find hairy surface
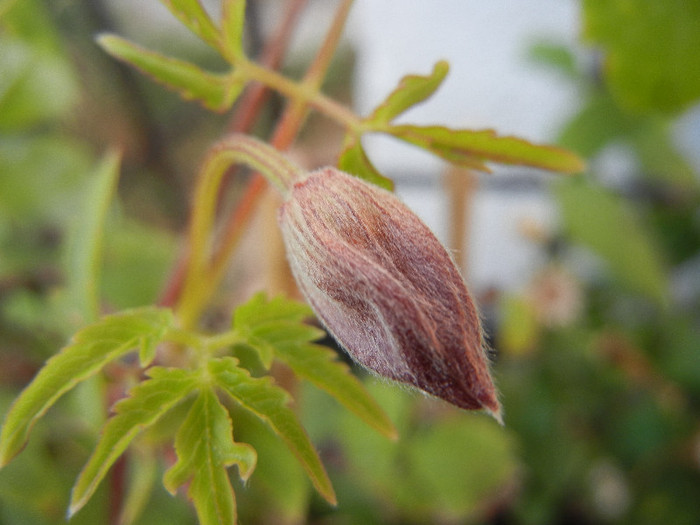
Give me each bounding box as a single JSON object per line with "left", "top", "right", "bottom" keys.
{"left": 279, "top": 167, "right": 501, "bottom": 419}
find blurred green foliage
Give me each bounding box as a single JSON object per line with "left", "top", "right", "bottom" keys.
{"left": 498, "top": 2, "right": 700, "bottom": 523}
{"left": 1, "top": 0, "right": 699, "bottom": 524}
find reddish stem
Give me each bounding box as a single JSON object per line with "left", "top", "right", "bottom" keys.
{"left": 158, "top": 0, "right": 308, "bottom": 308}
{"left": 208, "top": 0, "right": 355, "bottom": 285}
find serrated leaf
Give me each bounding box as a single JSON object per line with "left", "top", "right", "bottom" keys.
{"left": 276, "top": 342, "right": 397, "bottom": 439}
{"left": 232, "top": 293, "right": 317, "bottom": 368}
{"left": 220, "top": 0, "right": 247, "bottom": 62}
{"left": 65, "top": 150, "right": 121, "bottom": 324}
{"left": 232, "top": 294, "right": 396, "bottom": 438}
{"left": 163, "top": 388, "right": 257, "bottom": 525}
{"left": 96, "top": 34, "right": 244, "bottom": 112}
{"left": 69, "top": 367, "right": 199, "bottom": 517}
{"left": 554, "top": 179, "right": 667, "bottom": 302}
{"left": 0, "top": 307, "right": 174, "bottom": 467}
{"left": 337, "top": 137, "right": 394, "bottom": 190}
{"left": 208, "top": 357, "right": 336, "bottom": 505}
{"left": 389, "top": 124, "right": 586, "bottom": 174}
{"left": 233, "top": 292, "right": 313, "bottom": 329}
{"left": 159, "top": 0, "right": 220, "bottom": 51}
{"left": 367, "top": 60, "right": 449, "bottom": 125}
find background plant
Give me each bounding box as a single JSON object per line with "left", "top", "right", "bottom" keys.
{"left": 1, "top": 1, "right": 698, "bottom": 525}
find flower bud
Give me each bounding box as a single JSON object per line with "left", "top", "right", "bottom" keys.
{"left": 278, "top": 167, "right": 501, "bottom": 421}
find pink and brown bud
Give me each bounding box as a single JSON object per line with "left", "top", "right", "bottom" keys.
{"left": 278, "top": 167, "right": 501, "bottom": 421}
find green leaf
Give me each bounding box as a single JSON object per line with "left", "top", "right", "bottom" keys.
{"left": 582, "top": 0, "right": 700, "bottom": 114}
{"left": 367, "top": 60, "right": 449, "bottom": 125}
{"left": 159, "top": 0, "right": 220, "bottom": 51}
{"left": 220, "top": 0, "right": 247, "bottom": 62}
{"left": 233, "top": 292, "right": 313, "bottom": 328}
{"left": 527, "top": 41, "right": 579, "bottom": 80}
{"left": 276, "top": 342, "right": 397, "bottom": 439}
{"left": 389, "top": 124, "right": 586, "bottom": 174}
{"left": 163, "top": 388, "right": 257, "bottom": 525}
{"left": 232, "top": 293, "right": 314, "bottom": 368}
{"left": 0, "top": 307, "right": 174, "bottom": 467}
{"left": 554, "top": 179, "right": 667, "bottom": 302}
{"left": 557, "top": 94, "right": 636, "bottom": 158}
{"left": 208, "top": 357, "right": 336, "bottom": 505}
{"left": 65, "top": 150, "right": 121, "bottom": 324}
{"left": 337, "top": 136, "right": 394, "bottom": 190}
{"left": 69, "top": 367, "right": 199, "bottom": 517}
{"left": 233, "top": 294, "right": 396, "bottom": 438}
{"left": 96, "top": 34, "right": 244, "bottom": 112}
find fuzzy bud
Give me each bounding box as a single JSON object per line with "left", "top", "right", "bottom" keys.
{"left": 278, "top": 167, "right": 501, "bottom": 420}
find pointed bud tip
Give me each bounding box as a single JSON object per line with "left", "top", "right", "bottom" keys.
{"left": 487, "top": 405, "right": 504, "bottom": 426}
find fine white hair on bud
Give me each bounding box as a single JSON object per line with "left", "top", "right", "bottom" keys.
{"left": 278, "top": 167, "right": 501, "bottom": 421}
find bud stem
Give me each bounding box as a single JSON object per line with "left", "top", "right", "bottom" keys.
{"left": 175, "top": 134, "right": 304, "bottom": 328}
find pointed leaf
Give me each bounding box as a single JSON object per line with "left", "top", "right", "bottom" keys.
{"left": 96, "top": 34, "right": 244, "bottom": 112}
{"left": 242, "top": 324, "right": 324, "bottom": 370}
{"left": 276, "top": 342, "right": 397, "bottom": 439}
{"left": 337, "top": 136, "right": 394, "bottom": 190}
{"left": 220, "top": 0, "right": 247, "bottom": 62}
{"left": 367, "top": 60, "right": 449, "bottom": 125}
{"left": 233, "top": 292, "right": 313, "bottom": 329}
{"left": 65, "top": 150, "right": 121, "bottom": 324}
{"left": 163, "top": 388, "right": 257, "bottom": 525}
{"left": 555, "top": 179, "right": 667, "bottom": 302}
{"left": 159, "top": 0, "right": 220, "bottom": 51}
{"left": 389, "top": 124, "right": 586, "bottom": 174}
{"left": 209, "top": 357, "right": 336, "bottom": 505}
{"left": 232, "top": 293, "right": 317, "bottom": 368}
{"left": 232, "top": 294, "right": 395, "bottom": 438}
{"left": 0, "top": 307, "right": 174, "bottom": 467}
{"left": 69, "top": 367, "right": 199, "bottom": 516}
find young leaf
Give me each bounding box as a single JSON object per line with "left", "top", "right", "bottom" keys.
{"left": 367, "top": 60, "right": 450, "bottom": 126}
{"left": 389, "top": 124, "right": 586, "bottom": 174}
{"left": 233, "top": 292, "right": 314, "bottom": 327}
{"left": 233, "top": 293, "right": 396, "bottom": 438}
{"left": 275, "top": 342, "right": 397, "bottom": 439}
{"left": 220, "top": 0, "right": 247, "bottom": 62}
{"left": 163, "top": 388, "right": 257, "bottom": 525}
{"left": 337, "top": 136, "right": 394, "bottom": 190}
{"left": 69, "top": 367, "right": 199, "bottom": 517}
{"left": 232, "top": 292, "right": 319, "bottom": 368}
{"left": 208, "top": 357, "right": 336, "bottom": 505}
{"left": 0, "top": 307, "right": 174, "bottom": 467}
{"left": 96, "top": 34, "right": 244, "bottom": 112}
{"left": 159, "top": 0, "right": 221, "bottom": 51}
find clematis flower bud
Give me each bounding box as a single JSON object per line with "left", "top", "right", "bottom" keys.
{"left": 278, "top": 167, "right": 501, "bottom": 421}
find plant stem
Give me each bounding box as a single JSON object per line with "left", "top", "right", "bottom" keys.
{"left": 208, "top": 0, "right": 356, "bottom": 293}
{"left": 237, "top": 58, "right": 361, "bottom": 132}
{"left": 175, "top": 135, "right": 304, "bottom": 329}
{"left": 174, "top": 0, "right": 356, "bottom": 328}
{"left": 158, "top": 0, "right": 307, "bottom": 309}
{"left": 225, "top": 0, "right": 308, "bottom": 135}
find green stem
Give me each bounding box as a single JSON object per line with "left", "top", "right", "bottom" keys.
{"left": 175, "top": 135, "right": 304, "bottom": 329}
{"left": 205, "top": 331, "right": 244, "bottom": 351}
{"left": 237, "top": 58, "right": 362, "bottom": 132}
